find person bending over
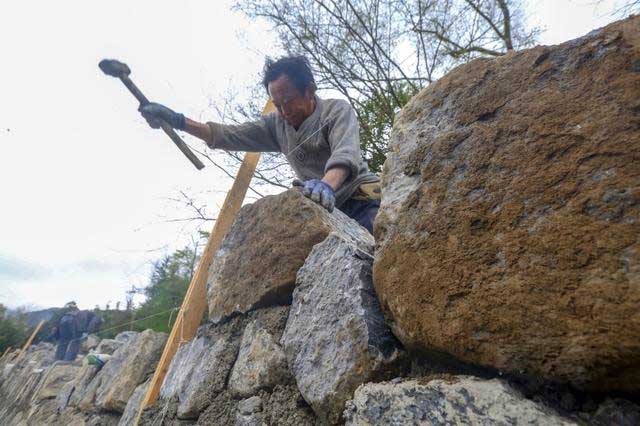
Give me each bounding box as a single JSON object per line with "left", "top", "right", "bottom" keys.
{"left": 140, "top": 56, "right": 380, "bottom": 233}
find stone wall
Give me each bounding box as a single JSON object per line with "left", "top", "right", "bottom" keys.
{"left": 2, "top": 16, "right": 640, "bottom": 426}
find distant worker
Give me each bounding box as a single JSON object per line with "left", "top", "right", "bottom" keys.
{"left": 53, "top": 309, "right": 103, "bottom": 361}
{"left": 139, "top": 56, "right": 381, "bottom": 233}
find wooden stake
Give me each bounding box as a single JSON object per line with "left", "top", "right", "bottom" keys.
{"left": 15, "top": 320, "right": 45, "bottom": 361}
{"left": 0, "top": 346, "right": 12, "bottom": 361}
{"left": 135, "top": 100, "right": 276, "bottom": 424}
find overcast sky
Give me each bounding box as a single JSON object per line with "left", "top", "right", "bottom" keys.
{"left": 0, "top": 0, "right": 626, "bottom": 310}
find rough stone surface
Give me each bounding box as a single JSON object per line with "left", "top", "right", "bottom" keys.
{"left": 591, "top": 398, "right": 640, "bottom": 426}
{"left": 159, "top": 321, "right": 240, "bottom": 419}
{"left": 81, "top": 334, "right": 101, "bottom": 353}
{"left": 282, "top": 233, "right": 401, "bottom": 424}
{"left": 114, "top": 331, "right": 139, "bottom": 344}
{"left": 0, "top": 343, "right": 54, "bottom": 423}
{"left": 235, "top": 396, "right": 263, "bottom": 426}
{"left": 69, "top": 364, "right": 100, "bottom": 409}
{"left": 207, "top": 189, "right": 372, "bottom": 323}
{"left": 344, "top": 377, "right": 576, "bottom": 425}
{"left": 118, "top": 379, "right": 150, "bottom": 426}
{"left": 229, "top": 320, "right": 290, "bottom": 397}
{"left": 90, "top": 329, "right": 166, "bottom": 413}
{"left": 95, "top": 338, "right": 123, "bottom": 355}
{"left": 33, "top": 362, "right": 80, "bottom": 401}
{"left": 373, "top": 16, "right": 640, "bottom": 391}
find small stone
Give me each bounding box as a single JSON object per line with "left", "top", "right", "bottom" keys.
{"left": 94, "top": 338, "right": 122, "bottom": 355}
{"left": 238, "top": 396, "right": 263, "bottom": 415}
{"left": 229, "top": 321, "right": 290, "bottom": 397}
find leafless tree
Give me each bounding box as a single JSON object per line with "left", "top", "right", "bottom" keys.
{"left": 609, "top": 0, "right": 640, "bottom": 16}
{"left": 235, "top": 0, "right": 539, "bottom": 172}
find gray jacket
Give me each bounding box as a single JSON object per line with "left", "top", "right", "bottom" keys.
{"left": 206, "top": 97, "right": 379, "bottom": 207}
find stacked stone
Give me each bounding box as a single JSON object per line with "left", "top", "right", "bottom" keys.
{"left": 0, "top": 329, "right": 167, "bottom": 425}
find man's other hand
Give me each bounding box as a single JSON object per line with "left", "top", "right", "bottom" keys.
{"left": 293, "top": 179, "right": 336, "bottom": 212}
{"left": 139, "top": 102, "right": 186, "bottom": 130}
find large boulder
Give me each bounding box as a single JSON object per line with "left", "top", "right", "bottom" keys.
{"left": 373, "top": 16, "right": 640, "bottom": 391}
{"left": 282, "top": 233, "right": 402, "bottom": 424}
{"left": 343, "top": 377, "right": 576, "bottom": 425}
{"left": 207, "top": 189, "right": 372, "bottom": 323}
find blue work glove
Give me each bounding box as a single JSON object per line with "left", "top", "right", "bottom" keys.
{"left": 293, "top": 179, "right": 336, "bottom": 212}
{"left": 139, "top": 102, "right": 186, "bottom": 130}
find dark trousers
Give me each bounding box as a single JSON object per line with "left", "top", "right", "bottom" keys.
{"left": 339, "top": 198, "right": 380, "bottom": 234}
{"left": 55, "top": 315, "right": 79, "bottom": 361}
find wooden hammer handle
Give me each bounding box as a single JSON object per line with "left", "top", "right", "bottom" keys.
{"left": 120, "top": 75, "right": 205, "bottom": 170}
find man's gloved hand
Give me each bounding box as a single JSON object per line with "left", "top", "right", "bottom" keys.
{"left": 138, "top": 102, "right": 186, "bottom": 131}
{"left": 293, "top": 178, "right": 336, "bottom": 212}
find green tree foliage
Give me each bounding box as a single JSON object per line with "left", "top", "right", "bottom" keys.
{"left": 0, "top": 304, "right": 28, "bottom": 353}
{"left": 356, "top": 83, "right": 418, "bottom": 173}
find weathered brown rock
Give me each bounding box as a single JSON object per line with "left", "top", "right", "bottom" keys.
{"left": 374, "top": 16, "right": 640, "bottom": 391}
{"left": 207, "top": 189, "right": 371, "bottom": 323}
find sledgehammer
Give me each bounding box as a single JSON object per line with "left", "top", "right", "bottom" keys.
{"left": 99, "top": 59, "right": 205, "bottom": 170}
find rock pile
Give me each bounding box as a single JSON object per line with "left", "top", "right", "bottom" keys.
{"left": 0, "top": 329, "right": 166, "bottom": 425}
{"left": 2, "top": 15, "right": 639, "bottom": 426}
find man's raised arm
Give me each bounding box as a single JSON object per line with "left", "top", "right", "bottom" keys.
{"left": 139, "top": 102, "right": 279, "bottom": 152}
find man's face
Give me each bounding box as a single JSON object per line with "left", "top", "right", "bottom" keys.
{"left": 268, "top": 74, "right": 315, "bottom": 128}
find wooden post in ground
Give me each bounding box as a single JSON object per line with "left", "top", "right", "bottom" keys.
{"left": 135, "top": 100, "right": 275, "bottom": 424}
{"left": 15, "top": 320, "right": 46, "bottom": 361}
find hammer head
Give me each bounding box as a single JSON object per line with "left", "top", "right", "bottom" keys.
{"left": 99, "top": 59, "right": 131, "bottom": 78}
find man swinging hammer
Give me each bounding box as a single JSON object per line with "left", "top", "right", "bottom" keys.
{"left": 140, "top": 56, "right": 381, "bottom": 233}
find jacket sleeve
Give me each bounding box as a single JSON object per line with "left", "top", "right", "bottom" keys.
{"left": 206, "top": 114, "right": 281, "bottom": 152}
{"left": 323, "top": 101, "right": 362, "bottom": 178}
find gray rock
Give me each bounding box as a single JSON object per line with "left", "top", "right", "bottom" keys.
{"left": 282, "top": 233, "right": 401, "bottom": 424}
{"left": 118, "top": 379, "right": 150, "bottom": 426}
{"left": 81, "top": 329, "right": 166, "bottom": 413}
{"left": 114, "top": 331, "right": 139, "bottom": 343}
{"left": 229, "top": 320, "right": 290, "bottom": 397}
{"left": 591, "top": 398, "right": 640, "bottom": 426}
{"left": 56, "top": 380, "right": 76, "bottom": 411}
{"left": 69, "top": 364, "right": 100, "bottom": 409}
{"left": 159, "top": 324, "right": 239, "bottom": 419}
{"left": 94, "top": 338, "right": 122, "bottom": 355}
{"left": 235, "top": 396, "right": 264, "bottom": 426}
{"left": 343, "top": 377, "right": 576, "bottom": 425}
{"left": 81, "top": 334, "right": 101, "bottom": 353}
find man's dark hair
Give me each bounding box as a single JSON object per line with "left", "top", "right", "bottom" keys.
{"left": 262, "top": 56, "right": 317, "bottom": 95}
